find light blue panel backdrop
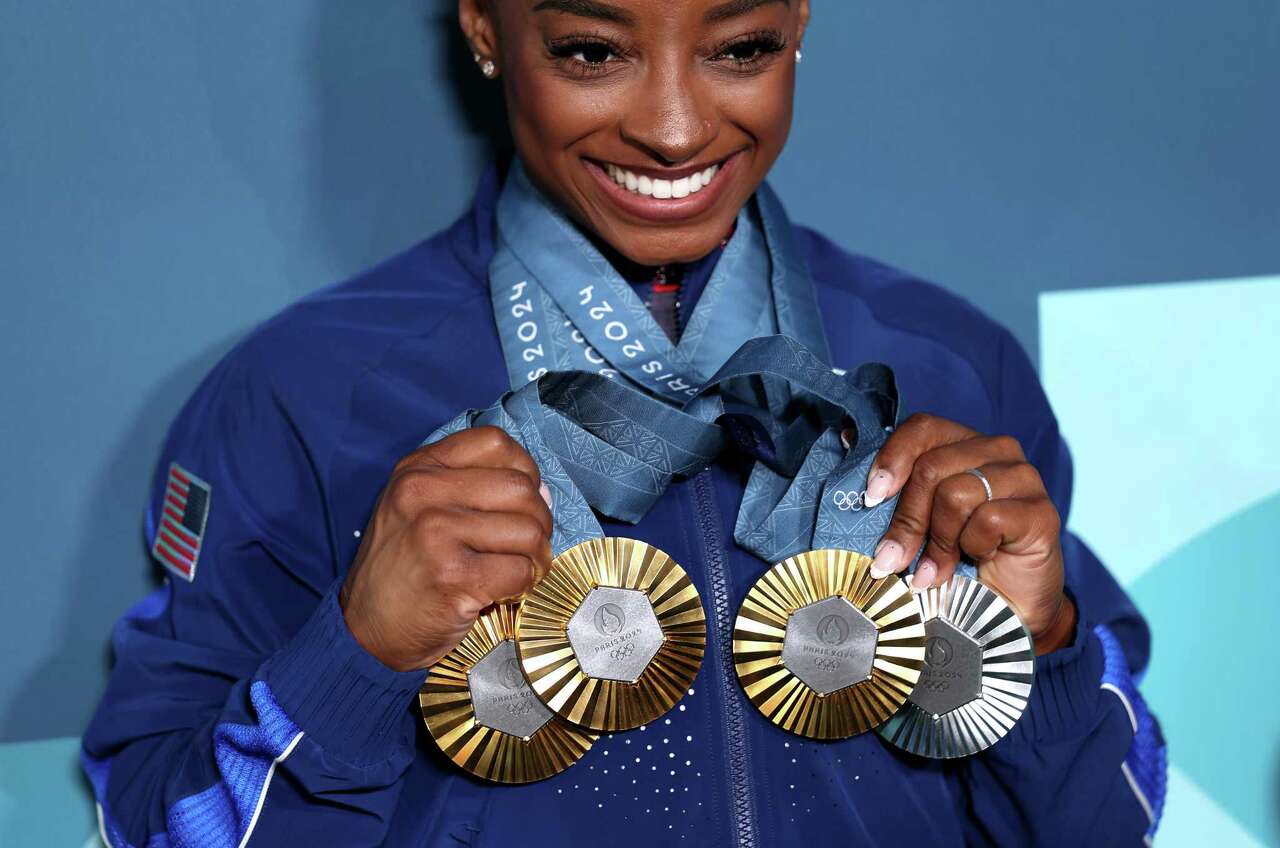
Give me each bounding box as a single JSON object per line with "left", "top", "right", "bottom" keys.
{"left": 1, "top": 2, "right": 1277, "bottom": 845}
{"left": 1042, "top": 277, "right": 1280, "bottom": 847}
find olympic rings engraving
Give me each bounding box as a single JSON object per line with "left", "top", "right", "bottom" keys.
{"left": 609, "top": 642, "right": 637, "bottom": 662}
{"left": 830, "top": 489, "right": 869, "bottom": 512}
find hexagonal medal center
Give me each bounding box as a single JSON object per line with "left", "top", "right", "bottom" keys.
{"left": 910, "top": 618, "right": 984, "bottom": 717}
{"left": 781, "top": 596, "right": 878, "bottom": 695}
{"left": 467, "top": 640, "right": 554, "bottom": 739}
{"left": 566, "top": 587, "right": 664, "bottom": 683}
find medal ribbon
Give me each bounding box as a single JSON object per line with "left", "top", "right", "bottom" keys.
{"left": 489, "top": 160, "right": 827, "bottom": 408}
{"left": 428, "top": 334, "right": 907, "bottom": 563}
{"left": 429, "top": 164, "right": 970, "bottom": 573}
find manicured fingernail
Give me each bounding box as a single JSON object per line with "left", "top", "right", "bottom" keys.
{"left": 539, "top": 483, "right": 553, "bottom": 509}
{"left": 864, "top": 470, "right": 892, "bottom": 508}
{"left": 910, "top": 559, "right": 937, "bottom": 593}
{"left": 840, "top": 428, "right": 853, "bottom": 450}
{"left": 869, "top": 540, "right": 902, "bottom": 578}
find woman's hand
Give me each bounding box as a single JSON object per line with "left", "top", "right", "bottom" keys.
{"left": 858, "top": 413, "right": 1076, "bottom": 655}
{"left": 339, "top": 427, "right": 554, "bottom": 672}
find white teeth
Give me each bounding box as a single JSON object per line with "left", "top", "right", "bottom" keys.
{"left": 601, "top": 162, "right": 722, "bottom": 199}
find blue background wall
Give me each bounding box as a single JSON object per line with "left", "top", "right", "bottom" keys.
{"left": 1, "top": 2, "right": 1276, "bottom": 845}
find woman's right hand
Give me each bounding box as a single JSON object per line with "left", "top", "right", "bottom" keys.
{"left": 339, "top": 427, "right": 554, "bottom": 672}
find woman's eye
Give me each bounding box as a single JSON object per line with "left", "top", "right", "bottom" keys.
{"left": 725, "top": 41, "right": 767, "bottom": 62}
{"left": 572, "top": 43, "right": 615, "bottom": 65}
{"left": 713, "top": 33, "right": 786, "bottom": 68}
{"left": 548, "top": 38, "right": 621, "bottom": 73}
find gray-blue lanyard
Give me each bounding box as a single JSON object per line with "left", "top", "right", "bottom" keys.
{"left": 427, "top": 163, "right": 940, "bottom": 567}
{"left": 488, "top": 160, "right": 827, "bottom": 406}
{"left": 426, "top": 335, "right": 902, "bottom": 564}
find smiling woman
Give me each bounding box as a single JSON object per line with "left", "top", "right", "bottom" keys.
{"left": 462, "top": 0, "right": 805, "bottom": 262}
{"left": 78, "top": 1, "right": 1165, "bottom": 846}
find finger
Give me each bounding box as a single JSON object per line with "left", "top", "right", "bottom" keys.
{"left": 870, "top": 435, "right": 1024, "bottom": 578}
{"left": 420, "top": 467, "right": 555, "bottom": 538}
{"left": 382, "top": 466, "right": 554, "bottom": 540}
{"left": 919, "top": 461, "right": 1047, "bottom": 585}
{"left": 438, "top": 507, "right": 553, "bottom": 580}
{"left": 862, "top": 413, "right": 978, "bottom": 509}
{"left": 958, "top": 498, "right": 1065, "bottom": 640}
{"left": 466, "top": 553, "right": 541, "bottom": 605}
{"left": 412, "top": 426, "right": 543, "bottom": 486}
{"left": 957, "top": 498, "right": 1061, "bottom": 565}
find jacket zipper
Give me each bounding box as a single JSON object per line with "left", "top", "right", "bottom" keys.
{"left": 693, "top": 469, "right": 758, "bottom": 848}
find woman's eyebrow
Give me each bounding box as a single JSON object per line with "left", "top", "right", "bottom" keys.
{"left": 704, "top": 0, "right": 789, "bottom": 24}
{"left": 531, "top": 0, "right": 636, "bottom": 26}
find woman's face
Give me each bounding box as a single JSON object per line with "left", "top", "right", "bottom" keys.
{"left": 460, "top": 0, "right": 810, "bottom": 266}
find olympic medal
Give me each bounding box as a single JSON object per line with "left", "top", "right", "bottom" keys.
{"left": 419, "top": 604, "right": 596, "bottom": 783}
{"left": 878, "top": 574, "right": 1035, "bottom": 758}
{"left": 515, "top": 537, "right": 706, "bottom": 732}
{"left": 733, "top": 548, "right": 927, "bottom": 740}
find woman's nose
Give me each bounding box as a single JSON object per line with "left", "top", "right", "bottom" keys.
{"left": 619, "top": 64, "right": 719, "bottom": 165}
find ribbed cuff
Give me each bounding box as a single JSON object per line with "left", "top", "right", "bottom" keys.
{"left": 1002, "top": 597, "right": 1105, "bottom": 748}
{"left": 260, "top": 581, "right": 427, "bottom": 766}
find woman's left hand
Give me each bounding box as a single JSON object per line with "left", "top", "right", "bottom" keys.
{"left": 856, "top": 413, "right": 1077, "bottom": 655}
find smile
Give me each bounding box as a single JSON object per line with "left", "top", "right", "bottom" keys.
{"left": 583, "top": 152, "right": 741, "bottom": 224}
{"left": 602, "top": 162, "right": 723, "bottom": 199}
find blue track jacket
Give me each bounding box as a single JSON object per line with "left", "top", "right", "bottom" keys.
{"left": 82, "top": 164, "right": 1166, "bottom": 847}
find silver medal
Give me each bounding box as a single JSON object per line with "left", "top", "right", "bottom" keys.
{"left": 878, "top": 574, "right": 1035, "bottom": 758}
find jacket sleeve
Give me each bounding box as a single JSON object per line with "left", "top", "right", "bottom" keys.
{"left": 959, "top": 332, "right": 1168, "bottom": 847}
{"left": 81, "top": 340, "right": 427, "bottom": 848}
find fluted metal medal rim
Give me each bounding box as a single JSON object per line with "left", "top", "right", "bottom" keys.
{"left": 733, "top": 548, "right": 927, "bottom": 740}
{"left": 514, "top": 537, "right": 707, "bottom": 732}
{"left": 877, "top": 573, "right": 1036, "bottom": 759}
{"left": 419, "top": 603, "right": 597, "bottom": 783}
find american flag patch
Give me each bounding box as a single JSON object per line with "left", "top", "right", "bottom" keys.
{"left": 151, "top": 462, "right": 211, "bottom": 581}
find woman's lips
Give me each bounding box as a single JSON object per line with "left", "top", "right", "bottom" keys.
{"left": 583, "top": 152, "right": 741, "bottom": 224}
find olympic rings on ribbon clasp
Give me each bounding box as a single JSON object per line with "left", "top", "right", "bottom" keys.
{"left": 830, "top": 489, "right": 869, "bottom": 512}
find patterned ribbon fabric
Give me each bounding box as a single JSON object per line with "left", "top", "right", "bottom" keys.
{"left": 428, "top": 335, "right": 907, "bottom": 563}
{"left": 488, "top": 160, "right": 826, "bottom": 410}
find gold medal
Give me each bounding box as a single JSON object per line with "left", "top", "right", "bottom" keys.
{"left": 419, "top": 604, "right": 596, "bottom": 783}
{"left": 515, "top": 537, "right": 706, "bottom": 732}
{"left": 733, "top": 548, "right": 926, "bottom": 740}
{"left": 878, "top": 573, "right": 1035, "bottom": 758}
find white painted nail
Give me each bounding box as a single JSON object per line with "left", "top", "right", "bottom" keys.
{"left": 864, "top": 471, "right": 892, "bottom": 508}
{"left": 869, "top": 540, "right": 902, "bottom": 578}
{"left": 910, "top": 559, "right": 937, "bottom": 593}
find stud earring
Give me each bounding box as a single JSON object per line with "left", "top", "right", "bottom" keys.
{"left": 473, "top": 53, "right": 498, "bottom": 79}
{"left": 795, "top": 48, "right": 803, "bottom": 64}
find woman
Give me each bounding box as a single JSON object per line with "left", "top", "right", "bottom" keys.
{"left": 82, "top": 1, "right": 1164, "bottom": 845}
